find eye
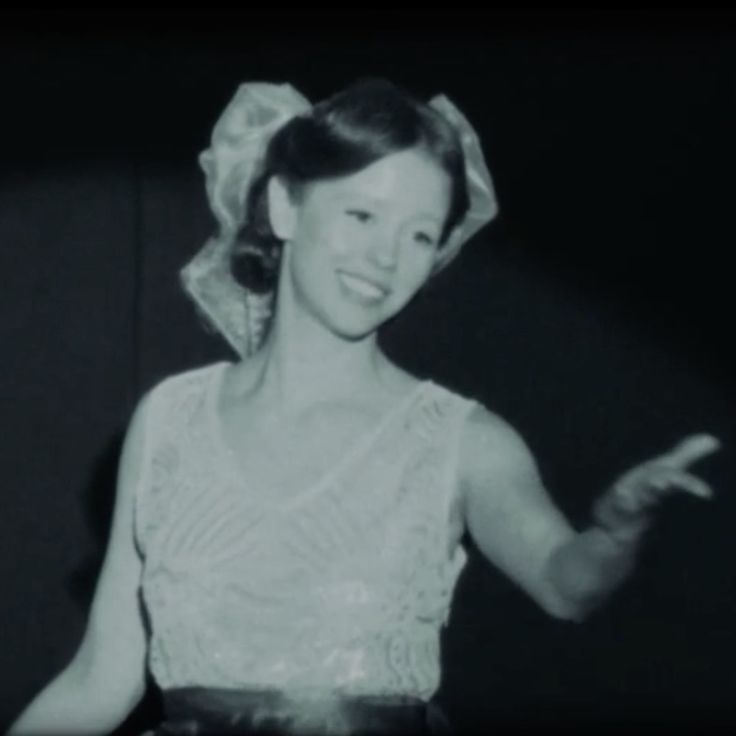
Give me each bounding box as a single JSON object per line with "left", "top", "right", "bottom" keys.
{"left": 346, "top": 209, "right": 374, "bottom": 224}
{"left": 413, "top": 231, "right": 437, "bottom": 247}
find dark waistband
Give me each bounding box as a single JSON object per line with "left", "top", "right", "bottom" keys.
{"left": 156, "top": 686, "right": 449, "bottom": 736}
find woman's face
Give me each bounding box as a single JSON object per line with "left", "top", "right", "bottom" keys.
{"left": 275, "top": 147, "right": 452, "bottom": 340}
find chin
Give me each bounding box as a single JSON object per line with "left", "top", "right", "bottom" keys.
{"left": 322, "top": 301, "right": 398, "bottom": 342}
{"left": 309, "top": 287, "right": 412, "bottom": 341}
{"left": 329, "top": 316, "right": 384, "bottom": 342}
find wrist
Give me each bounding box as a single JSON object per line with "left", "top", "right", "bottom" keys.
{"left": 590, "top": 521, "right": 646, "bottom": 556}
{"left": 591, "top": 490, "right": 651, "bottom": 549}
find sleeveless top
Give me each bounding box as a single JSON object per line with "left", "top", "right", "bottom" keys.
{"left": 134, "top": 361, "right": 476, "bottom": 702}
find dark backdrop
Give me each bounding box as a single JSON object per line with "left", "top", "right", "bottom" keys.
{"left": 1, "top": 11, "right": 734, "bottom": 735}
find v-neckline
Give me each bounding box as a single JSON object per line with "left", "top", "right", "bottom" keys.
{"left": 207, "top": 361, "right": 432, "bottom": 510}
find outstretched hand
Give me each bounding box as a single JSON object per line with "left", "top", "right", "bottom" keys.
{"left": 592, "top": 434, "right": 721, "bottom": 545}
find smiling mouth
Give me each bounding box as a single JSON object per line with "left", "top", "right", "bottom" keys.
{"left": 337, "top": 271, "right": 391, "bottom": 300}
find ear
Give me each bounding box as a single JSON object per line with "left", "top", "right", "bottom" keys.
{"left": 267, "top": 175, "right": 298, "bottom": 241}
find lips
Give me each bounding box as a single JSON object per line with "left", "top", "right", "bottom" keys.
{"left": 336, "top": 270, "right": 391, "bottom": 301}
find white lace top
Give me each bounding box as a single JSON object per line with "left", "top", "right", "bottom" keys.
{"left": 134, "top": 362, "right": 475, "bottom": 701}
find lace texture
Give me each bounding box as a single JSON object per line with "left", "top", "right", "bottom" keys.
{"left": 135, "top": 363, "right": 474, "bottom": 701}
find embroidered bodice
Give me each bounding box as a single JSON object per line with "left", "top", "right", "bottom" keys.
{"left": 134, "top": 362, "right": 474, "bottom": 701}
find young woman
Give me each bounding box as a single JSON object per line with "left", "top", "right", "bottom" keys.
{"left": 8, "top": 79, "right": 719, "bottom": 736}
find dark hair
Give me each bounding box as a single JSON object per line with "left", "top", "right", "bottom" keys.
{"left": 231, "top": 78, "right": 470, "bottom": 292}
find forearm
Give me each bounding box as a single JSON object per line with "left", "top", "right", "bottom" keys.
{"left": 543, "top": 524, "right": 643, "bottom": 622}
{"left": 7, "top": 664, "right": 140, "bottom": 736}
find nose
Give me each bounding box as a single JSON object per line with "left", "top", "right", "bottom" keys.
{"left": 368, "top": 227, "right": 400, "bottom": 271}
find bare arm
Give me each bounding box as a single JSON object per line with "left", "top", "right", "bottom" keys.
{"left": 8, "top": 392, "right": 154, "bottom": 735}
{"left": 459, "top": 405, "right": 582, "bottom": 619}
{"left": 459, "top": 406, "right": 719, "bottom": 622}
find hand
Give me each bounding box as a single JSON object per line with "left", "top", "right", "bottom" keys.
{"left": 592, "top": 433, "right": 720, "bottom": 545}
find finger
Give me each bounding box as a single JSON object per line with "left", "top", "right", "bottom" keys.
{"left": 612, "top": 467, "right": 713, "bottom": 516}
{"left": 659, "top": 470, "right": 713, "bottom": 499}
{"left": 634, "top": 469, "right": 714, "bottom": 507}
{"left": 603, "top": 517, "right": 651, "bottom": 547}
{"left": 659, "top": 434, "right": 721, "bottom": 471}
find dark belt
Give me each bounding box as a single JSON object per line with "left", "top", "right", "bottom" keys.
{"left": 154, "top": 686, "right": 453, "bottom": 736}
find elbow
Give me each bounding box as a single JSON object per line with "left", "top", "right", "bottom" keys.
{"left": 71, "top": 629, "right": 148, "bottom": 710}
{"left": 546, "top": 596, "right": 596, "bottom": 623}
{"left": 72, "top": 658, "right": 147, "bottom": 724}
{"left": 69, "top": 652, "right": 147, "bottom": 727}
{"left": 7, "top": 663, "right": 145, "bottom": 736}
{"left": 539, "top": 569, "right": 606, "bottom": 623}
{"left": 87, "top": 665, "right": 146, "bottom": 721}
{"left": 539, "top": 589, "right": 592, "bottom": 623}
{"left": 540, "top": 533, "right": 630, "bottom": 623}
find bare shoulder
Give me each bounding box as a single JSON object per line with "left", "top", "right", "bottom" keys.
{"left": 459, "top": 403, "right": 542, "bottom": 493}
{"left": 117, "top": 363, "right": 205, "bottom": 487}
{"left": 115, "top": 388, "right": 159, "bottom": 504}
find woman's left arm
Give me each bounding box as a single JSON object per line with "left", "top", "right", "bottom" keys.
{"left": 459, "top": 405, "right": 720, "bottom": 622}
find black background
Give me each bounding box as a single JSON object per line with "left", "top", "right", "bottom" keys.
{"left": 1, "top": 10, "right": 734, "bottom": 735}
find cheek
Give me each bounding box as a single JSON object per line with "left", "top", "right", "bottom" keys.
{"left": 400, "top": 247, "right": 437, "bottom": 283}
{"left": 297, "top": 211, "right": 351, "bottom": 261}
{"left": 290, "top": 221, "right": 331, "bottom": 269}
{"left": 389, "top": 259, "right": 433, "bottom": 308}
{"left": 326, "top": 219, "right": 357, "bottom": 259}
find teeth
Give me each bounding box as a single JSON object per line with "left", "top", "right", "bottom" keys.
{"left": 339, "top": 273, "right": 386, "bottom": 299}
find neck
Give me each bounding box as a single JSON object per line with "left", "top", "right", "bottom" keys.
{"left": 245, "top": 277, "right": 386, "bottom": 413}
